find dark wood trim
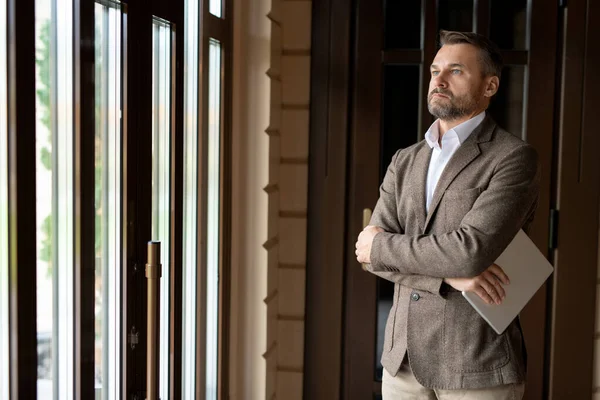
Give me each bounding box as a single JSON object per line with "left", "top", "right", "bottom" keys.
{"left": 343, "top": 0, "right": 382, "bottom": 397}
{"left": 218, "top": 0, "right": 233, "bottom": 397}
{"left": 151, "top": 0, "right": 178, "bottom": 24}
{"left": 518, "top": 1, "right": 558, "bottom": 399}
{"left": 120, "top": 4, "right": 129, "bottom": 397}
{"left": 473, "top": 0, "right": 490, "bottom": 37}
{"left": 549, "top": 0, "right": 600, "bottom": 397}
{"left": 206, "top": 13, "right": 228, "bottom": 42}
{"left": 304, "top": 0, "right": 351, "bottom": 398}
{"left": 6, "top": 0, "right": 37, "bottom": 398}
{"left": 73, "top": 0, "right": 96, "bottom": 397}
{"left": 372, "top": 381, "right": 381, "bottom": 395}
{"left": 196, "top": 0, "right": 210, "bottom": 395}
{"left": 419, "top": 0, "right": 436, "bottom": 139}
{"left": 125, "top": 1, "right": 152, "bottom": 395}
{"left": 383, "top": 49, "right": 422, "bottom": 65}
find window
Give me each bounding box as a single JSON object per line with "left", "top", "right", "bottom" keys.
{"left": 151, "top": 17, "right": 172, "bottom": 400}
{"left": 210, "top": 0, "right": 222, "bottom": 18}
{"left": 206, "top": 38, "right": 222, "bottom": 399}
{"left": 6, "top": 0, "right": 232, "bottom": 397}
{"left": 94, "top": 1, "right": 123, "bottom": 398}
{"left": 35, "top": 0, "right": 75, "bottom": 398}
{"left": 182, "top": 0, "right": 199, "bottom": 396}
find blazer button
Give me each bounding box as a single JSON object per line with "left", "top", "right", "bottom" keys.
{"left": 411, "top": 293, "right": 420, "bottom": 301}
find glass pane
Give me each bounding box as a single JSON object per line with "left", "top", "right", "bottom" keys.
{"left": 487, "top": 66, "right": 525, "bottom": 140}
{"left": 438, "top": 0, "right": 473, "bottom": 32}
{"left": 376, "top": 65, "right": 421, "bottom": 381}
{"left": 206, "top": 38, "right": 222, "bottom": 400}
{"left": 0, "top": 0, "right": 9, "bottom": 397}
{"left": 384, "top": 0, "right": 421, "bottom": 49}
{"left": 210, "top": 0, "right": 222, "bottom": 18}
{"left": 95, "top": 2, "right": 123, "bottom": 399}
{"left": 36, "top": 0, "right": 75, "bottom": 398}
{"left": 151, "top": 17, "right": 172, "bottom": 400}
{"left": 381, "top": 65, "right": 420, "bottom": 173}
{"left": 490, "top": 0, "right": 528, "bottom": 49}
{"left": 182, "top": 0, "right": 199, "bottom": 396}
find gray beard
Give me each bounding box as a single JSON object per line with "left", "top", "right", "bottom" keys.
{"left": 428, "top": 101, "right": 476, "bottom": 121}
{"left": 427, "top": 93, "right": 480, "bottom": 121}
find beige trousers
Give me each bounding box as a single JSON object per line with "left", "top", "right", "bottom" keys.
{"left": 382, "top": 365, "right": 525, "bottom": 400}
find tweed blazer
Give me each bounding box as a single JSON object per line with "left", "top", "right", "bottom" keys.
{"left": 367, "top": 114, "right": 540, "bottom": 390}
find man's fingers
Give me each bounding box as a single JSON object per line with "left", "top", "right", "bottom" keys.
{"left": 478, "top": 278, "right": 502, "bottom": 305}
{"left": 483, "top": 272, "right": 505, "bottom": 300}
{"left": 489, "top": 264, "right": 510, "bottom": 285}
{"left": 474, "top": 286, "right": 494, "bottom": 305}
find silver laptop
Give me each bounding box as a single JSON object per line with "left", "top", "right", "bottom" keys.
{"left": 462, "top": 229, "right": 554, "bottom": 334}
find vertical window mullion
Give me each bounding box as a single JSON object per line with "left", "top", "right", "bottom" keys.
{"left": 7, "top": 0, "right": 38, "bottom": 397}
{"left": 206, "top": 37, "right": 221, "bottom": 400}
{"left": 74, "top": 0, "right": 97, "bottom": 396}
{"left": 95, "top": 2, "right": 123, "bottom": 399}
{"left": 198, "top": 8, "right": 232, "bottom": 398}
{"left": 35, "top": 0, "right": 76, "bottom": 396}
{"left": 0, "top": 0, "right": 10, "bottom": 396}
{"left": 55, "top": 0, "right": 75, "bottom": 395}
{"left": 151, "top": 17, "right": 172, "bottom": 400}
{"left": 182, "top": 0, "right": 199, "bottom": 396}
{"left": 108, "top": 6, "right": 123, "bottom": 398}
{"left": 101, "top": 6, "right": 110, "bottom": 399}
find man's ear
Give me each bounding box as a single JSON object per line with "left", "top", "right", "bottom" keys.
{"left": 483, "top": 76, "right": 499, "bottom": 98}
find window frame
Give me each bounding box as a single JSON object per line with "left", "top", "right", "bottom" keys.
{"left": 196, "top": 1, "right": 233, "bottom": 398}
{"left": 3, "top": 0, "right": 233, "bottom": 397}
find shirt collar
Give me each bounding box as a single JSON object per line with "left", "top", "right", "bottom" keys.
{"left": 425, "top": 111, "right": 486, "bottom": 149}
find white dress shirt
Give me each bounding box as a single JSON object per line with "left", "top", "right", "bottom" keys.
{"left": 424, "top": 112, "right": 486, "bottom": 212}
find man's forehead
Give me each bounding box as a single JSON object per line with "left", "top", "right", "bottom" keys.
{"left": 431, "top": 62, "right": 466, "bottom": 69}
{"left": 432, "top": 43, "right": 479, "bottom": 67}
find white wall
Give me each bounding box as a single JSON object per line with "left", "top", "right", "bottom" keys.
{"left": 230, "top": 0, "right": 271, "bottom": 398}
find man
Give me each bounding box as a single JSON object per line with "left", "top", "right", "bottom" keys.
{"left": 355, "top": 30, "right": 539, "bottom": 399}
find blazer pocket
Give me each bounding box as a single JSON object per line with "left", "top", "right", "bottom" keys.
{"left": 443, "top": 294, "right": 510, "bottom": 373}
{"left": 444, "top": 187, "right": 483, "bottom": 231}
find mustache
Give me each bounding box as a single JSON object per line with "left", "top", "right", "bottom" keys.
{"left": 429, "top": 88, "right": 453, "bottom": 98}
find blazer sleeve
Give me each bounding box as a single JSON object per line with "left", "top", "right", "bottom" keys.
{"left": 368, "top": 149, "right": 444, "bottom": 294}
{"left": 369, "top": 144, "right": 540, "bottom": 278}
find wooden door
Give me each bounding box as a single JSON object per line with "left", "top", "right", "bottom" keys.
{"left": 343, "top": 1, "right": 558, "bottom": 399}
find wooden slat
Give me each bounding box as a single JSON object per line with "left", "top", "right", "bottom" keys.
{"left": 73, "top": 0, "right": 96, "bottom": 397}
{"left": 548, "top": 0, "right": 600, "bottom": 398}
{"left": 304, "top": 0, "right": 351, "bottom": 397}
{"left": 7, "top": 0, "right": 37, "bottom": 398}
{"left": 518, "top": 2, "right": 558, "bottom": 400}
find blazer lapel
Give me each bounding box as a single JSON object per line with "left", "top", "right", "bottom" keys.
{"left": 410, "top": 144, "right": 431, "bottom": 233}
{"left": 422, "top": 116, "right": 496, "bottom": 232}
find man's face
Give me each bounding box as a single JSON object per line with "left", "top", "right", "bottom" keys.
{"left": 427, "top": 43, "right": 489, "bottom": 121}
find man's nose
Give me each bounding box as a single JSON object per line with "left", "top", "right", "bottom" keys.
{"left": 432, "top": 74, "right": 448, "bottom": 88}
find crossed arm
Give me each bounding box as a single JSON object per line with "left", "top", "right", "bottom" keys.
{"left": 355, "top": 144, "right": 540, "bottom": 303}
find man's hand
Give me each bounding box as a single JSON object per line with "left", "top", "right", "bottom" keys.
{"left": 355, "top": 226, "right": 384, "bottom": 264}
{"left": 444, "top": 264, "right": 510, "bottom": 305}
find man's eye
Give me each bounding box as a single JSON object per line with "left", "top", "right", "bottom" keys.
{"left": 451, "top": 69, "right": 461, "bottom": 74}
{"left": 431, "top": 71, "right": 439, "bottom": 76}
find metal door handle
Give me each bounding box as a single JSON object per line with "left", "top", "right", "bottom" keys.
{"left": 361, "top": 208, "right": 372, "bottom": 271}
